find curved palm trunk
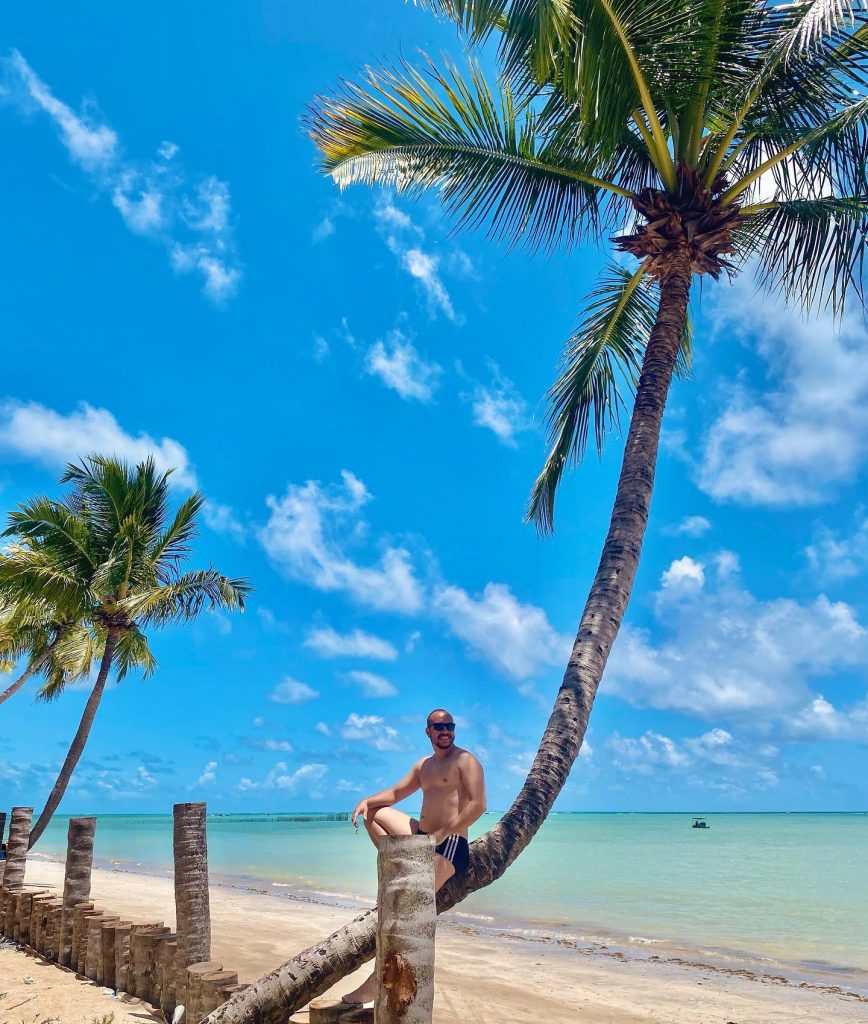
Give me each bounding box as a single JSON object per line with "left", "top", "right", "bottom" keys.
{"left": 204, "top": 255, "right": 693, "bottom": 1024}
{"left": 28, "top": 629, "right": 120, "bottom": 848}
{"left": 0, "top": 643, "right": 56, "bottom": 706}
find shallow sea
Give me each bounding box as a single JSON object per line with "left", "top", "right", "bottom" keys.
{"left": 32, "top": 811, "right": 867, "bottom": 985}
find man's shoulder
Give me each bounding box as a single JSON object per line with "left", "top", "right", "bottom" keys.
{"left": 455, "top": 747, "right": 482, "bottom": 766}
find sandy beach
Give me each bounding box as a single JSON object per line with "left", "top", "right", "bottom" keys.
{"left": 0, "top": 858, "right": 864, "bottom": 1024}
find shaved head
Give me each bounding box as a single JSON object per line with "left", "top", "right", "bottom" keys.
{"left": 426, "top": 708, "right": 452, "bottom": 724}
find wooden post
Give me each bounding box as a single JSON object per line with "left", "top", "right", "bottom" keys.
{"left": 70, "top": 901, "right": 95, "bottom": 970}
{"left": 115, "top": 922, "right": 134, "bottom": 993}
{"left": 47, "top": 902, "right": 65, "bottom": 960}
{"left": 87, "top": 914, "right": 119, "bottom": 979}
{"left": 150, "top": 933, "right": 177, "bottom": 1009}
{"left": 308, "top": 999, "right": 374, "bottom": 1024}
{"left": 131, "top": 925, "right": 170, "bottom": 1002}
{"left": 15, "top": 889, "right": 45, "bottom": 946}
{"left": 374, "top": 834, "right": 437, "bottom": 1024}
{"left": 185, "top": 960, "right": 223, "bottom": 1024}
{"left": 77, "top": 910, "right": 105, "bottom": 974}
{"left": 198, "top": 970, "right": 238, "bottom": 1019}
{"left": 101, "top": 919, "right": 127, "bottom": 989}
{"left": 157, "top": 938, "right": 180, "bottom": 1017}
{"left": 60, "top": 816, "right": 96, "bottom": 966}
{"left": 174, "top": 802, "right": 211, "bottom": 992}
{"left": 128, "top": 920, "right": 164, "bottom": 993}
{"left": 2, "top": 807, "right": 33, "bottom": 894}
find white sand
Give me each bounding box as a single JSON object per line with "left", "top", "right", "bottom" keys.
{"left": 0, "top": 858, "right": 864, "bottom": 1024}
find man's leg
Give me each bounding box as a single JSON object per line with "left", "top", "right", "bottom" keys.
{"left": 361, "top": 807, "right": 415, "bottom": 849}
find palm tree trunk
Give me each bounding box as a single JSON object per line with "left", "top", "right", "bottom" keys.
{"left": 2, "top": 806, "right": 34, "bottom": 892}
{"left": 28, "top": 628, "right": 120, "bottom": 848}
{"left": 375, "top": 836, "right": 437, "bottom": 1024}
{"left": 204, "top": 256, "right": 693, "bottom": 1024}
{"left": 0, "top": 644, "right": 56, "bottom": 706}
{"left": 59, "top": 816, "right": 96, "bottom": 966}
{"left": 173, "top": 800, "right": 212, "bottom": 995}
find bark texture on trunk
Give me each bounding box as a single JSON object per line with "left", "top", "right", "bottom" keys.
{"left": 375, "top": 836, "right": 436, "bottom": 1024}
{"left": 3, "top": 806, "right": 34, "bottom": 891}
{"left": 60, "top": 816, "right": 96, "bottom": 966}
{"left": 204, "top": 257, "right": 693, "bottom": 1024}
{"left": 29, "top": 629, "right": 120, "bottom": 848}
{"left": 174, "top": 801, "right": 212, "bottom": 972}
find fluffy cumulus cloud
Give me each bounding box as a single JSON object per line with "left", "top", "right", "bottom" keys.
{"left": 269, "top": 677, "right": 319, "bottom": 704}
{"left": 1, "top": 51, "right": 241, "bottom": 303}
{"left": 365, "top": 328, "right": 442, "bottom": 402}
{"left": 259, "top": 471, "right": 424, "bottom": 614}
{"left": 697, "top": 278, "right": 868, "bottom": 505}
{"left": 607, "top": 728, "right": 780, "bottom": 791}
{"left": 664, "top": 515, "right": 711, "bottom": 538}
{"left": 304, "top": 627, "right": 398, "bottom": 661}
{"left": 345, "top": 670, "right": 398, "bottom": 698}
{"left": 606, "top": 554, "right": 868, "bottom": 733}
{"left": 340, "top": 712, "right": 402, "bottom": 751}
{"left": 461, "top": 362, "right": 532, "bottom": 447}
{"left": 238, "top": 762, "right": 328, "bottom": 796}
{"left": 0, "top": 400, "right": 197, "bottom": 488}
{"left": 433, "top": 582, "right": 571, "bottom": 681}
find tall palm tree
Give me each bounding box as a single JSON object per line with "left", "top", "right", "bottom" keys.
{"left": 205, "top": 1, "right": 867, "bottom": 1020}
{"left": 0, "top": 455, "right": 251, "bottom": 847}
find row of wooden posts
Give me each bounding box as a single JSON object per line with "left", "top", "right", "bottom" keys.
{"left": 0, "top": 803, "right": 245, "bottom": 1024}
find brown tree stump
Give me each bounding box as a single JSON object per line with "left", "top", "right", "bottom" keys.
{"left": 198, "top": 970, "right": 238, "bottom": 1019}
{"left": 77, "top": 910, "right": 105, "bottom": 975}
{"left": 115, "top": 922, "right": 134, "bottom": 993}
{"left": 60, "top": 817, "right": 96, "bottom": 967}
{"left": 128, "top": 921, "right": 165, "bottom": 995}
{"left": 309, "top": 997, "right": 375, "bottom": 1024}
{"left": 101, "top": 919, "right": 128, "bottom": 989}
{"left": 132, "top": 926, "right": 171, "bottom": 1003}
{"left": 157, "top": 939, "right": 179, "bottom": 1016}
{"left": 185, "top": 960, "right": 223, "bottom": 1024}
{"left": 69, "top": 902, "right": 95, "bottom": 969}
{"left": 88, "top": 915, "right": 119, "bottom": 980}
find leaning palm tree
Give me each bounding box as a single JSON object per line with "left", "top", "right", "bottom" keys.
{"left": 0, "top": 455, "right": 251, "bottom": 847}
{"left": 0, "top": 591, "right": 92, "bottom": 706}
{"left": 205, "top": 1, "right": 867, "bottom": 1020}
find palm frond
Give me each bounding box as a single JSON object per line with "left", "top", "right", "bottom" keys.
{"left": 114, "top": 624, "right": 157, "bottom": 681}
{"left": 410, "top": 0, "right": 509, "bottom": 41}
{"left": 527, "top": 262, "right": 657, "bottom": 533}
{"left": 306, "top": 55, "right": 629, "bottom": 252}
{"left": 152, "top": 492, "right": 205, "bottom": 567}
{"left": 119, "top": 570, "right": 251, "bottom": 626}
{"left": 735, "top": 195, "right": 868, "bottom": 313}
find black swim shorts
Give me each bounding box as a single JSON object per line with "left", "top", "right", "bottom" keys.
{"left": 418, "top": 830, "right": 470, "bottom": 875}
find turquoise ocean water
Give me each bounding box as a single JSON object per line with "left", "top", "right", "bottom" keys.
{"left": 32, "top": 812, "right": 867, "bottom": 986}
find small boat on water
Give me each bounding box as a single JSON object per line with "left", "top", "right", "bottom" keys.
{"left": 692, "top": 817, "right": 710, "bottom": 829}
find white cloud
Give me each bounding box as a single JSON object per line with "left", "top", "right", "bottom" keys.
{"left": 372, "top": 198, "right": 457, "bottom": 321}
{"left": 462, "top": 363, "right": 531, "bottom": 447}
{"left": 698, "top": 279, "right": 868, "bottom": 505}
{"left": 304, "top": 627, "right": 398, "bottom": 661}
{"left": 365, "top": 329, "right": 442, "bottom": 402}
{"left": 345, "top": 670, "right": 398, "bottom": 698}
{"left": 805, "top": 518, "right": 868, "bottom": 580}
{"left": 608, "top": 727, "right": 778, "bottom": 783}
{"left": 665, "top": 515, "right": 711, "bottom": 538}
{"left": 0, "top": 400, "right": 197, "bottom": 488}
{"left": 609, "top": 732, "right": 691, "bottom": 774}
{"left": 1, "top": 51, "right": 240, "bottom": 303}
{"left": 433, "top": 582, "right": 570, "bottom": 681}
{"left": 312, "top": 216, "right": 335, "bottom": 242}
{"left": 788, "top": 694, "right": 868, "bottom": 741}
{"left": 606, "top": 552, "right": 868, "bottom": 728}
{"left": 270, "top": 677, "right": 319, "bottom": 704}
{"left": 335, "top": 778, "right": 364, "bottom": 793}
{"left": 315, "top": 721, "right": 331, "bottom": 736}
{"left": 660, "top": 556, "right": 705, "bottom": 591}
{"left": 197, "top": 760, "right": 217, "bottom": 785}
{"left": 132, "top": 765, "right": 157, "bottom": 788}
{"left": 202, "top": 501, "right": 245, "bottom": 542}
{"left": 240, "top": 762, "right": 328, "bottom": 796}
{"left": 259, "top": 471, "right": 424, "bottom": 614}
{"left": 340, "top": 712, "right": 402, "bottom": 751}
{"left": 313, "top": 335, "right": 330, "bottom": 363}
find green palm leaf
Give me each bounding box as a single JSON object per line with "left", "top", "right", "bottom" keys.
{"left": 306, "top": 55, "right": 630, "bottom": 252}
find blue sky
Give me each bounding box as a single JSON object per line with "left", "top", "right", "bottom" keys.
{"left": 1, "top": 2, "right": 866, "bottom": 817}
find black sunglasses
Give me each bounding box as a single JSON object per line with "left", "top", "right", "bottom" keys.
{"left": 428, "top": 722, "right": 456, "bottom": 732}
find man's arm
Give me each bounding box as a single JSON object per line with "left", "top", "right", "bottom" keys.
{"left": 433, "top": 753, "right": 487, "bottom": 843}
{"left": 351, "top": 760, "right": 423, "bottom": 829}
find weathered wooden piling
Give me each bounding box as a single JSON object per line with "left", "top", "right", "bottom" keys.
{"left": 77, "top": 910, "right": 105, "bottom": 974}
{"left": 199, "top": 970, "right": 238, "bottom": 1019}
{"left": 87, "top": 914, "right": 119, "bottom": 979}
{"left": 185, "top": 960, "right": 223, "bottom": 1024}
{"left": 2, "top": 807, "right": 33, "bottom": 894}
{"left": 308, "top": 998, "right": 374, "bottom": 1024}
{"left": 60, "top": 816, "right": 96, "bottom": 966}
{"left": 100, "top": 918, "right": 127, "bottom": 988}
{"left": 131, "top": 925, "right": 170, "bottom": 1001}
{"left": 127, "top": 920, "right": 164, "bottom": 994}
{"left": 374, "top": 834, "right": 437, "bottom": 1024}
{"left": 114, "top": 921, "right": 134, "bottom": 992}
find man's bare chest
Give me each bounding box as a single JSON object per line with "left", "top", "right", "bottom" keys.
{"left": 420, "top": 758, "right": 461, "bottom": 794}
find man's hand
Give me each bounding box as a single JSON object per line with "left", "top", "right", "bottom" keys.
{"left": 351, "top": 799, "right": 369, "bottom": 831}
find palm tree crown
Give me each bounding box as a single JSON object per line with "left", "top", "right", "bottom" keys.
{"left": 307, "top": 0, "right": 867, "bottom": 528}
{"left": 0, "top": 454, "right": 251, "bottom": 844}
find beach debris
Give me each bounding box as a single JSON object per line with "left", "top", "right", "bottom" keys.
{"left": 23, "top": 976, "right": 36, "bottom": 984}
{"left": 172, "top": 1003, "right": 186, "bottom": 1024}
